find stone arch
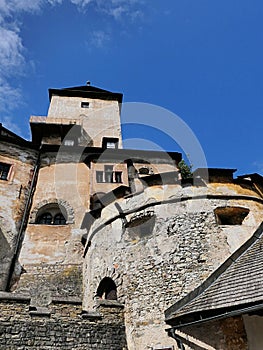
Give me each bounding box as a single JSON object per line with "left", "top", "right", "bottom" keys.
{"left": 96, "top": 277, "right": 117, "bottom": 300}
{"left": 29, "top": 198, "right": 74, "bottom": 224}
{"left": 93, "top": 266, "right": 123, "bottom": 301}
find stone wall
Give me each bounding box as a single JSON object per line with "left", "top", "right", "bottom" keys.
{"left": 83, "top": 182, "right": 263, "bottom": 350}
{"left": 0, "top": 141, "right": 37, "bottom": 290}
{"left": 0, "top": 293, "right": 127, "bottom": 350}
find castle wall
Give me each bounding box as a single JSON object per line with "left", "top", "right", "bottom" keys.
{"left": 83, "top": 182, "right": 263, "bottom": 350}
{"left": 0, "top": 293, "right": 127, "bottom": 350}
{"left": 0, "top": 141, "right": 37, "bottom": 290}
{"left": 15, "top": 160, "right": 89, "bottom": 299}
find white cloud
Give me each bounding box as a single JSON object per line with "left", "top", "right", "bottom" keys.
{"left": 0, "top": 0, "right": 145, "bottom": 134}
{"left": 90, "top": 30, "right": 110, "bottom": 48}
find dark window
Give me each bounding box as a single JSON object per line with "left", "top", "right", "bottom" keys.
{"left": 102, "top": 137, "right": 119, "bottom": 149}
{"left": 53, "top": 213, "right": 66, "bottom": 225}
{"left": 81, "top": 102, "right": 89, "bottom": 108}
{"left": 96, "top": 171, "right": 104, "bottom": 183}
{"left": 37, "top": 213, "right": 52, "bottom": 225}
{"left": 0, "top": 162, "right": 11, "bottom": 181}
{"left": 115, "top": 171, "right": 122, "bottom": 183}
{"left": 96, "top": 277, "right": 117, "bottom": 300}
{"left": 104, "top": 165, "right": 113, "bottom": 183}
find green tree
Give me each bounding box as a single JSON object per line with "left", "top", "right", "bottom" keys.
{"left": 178, "top": 159, "right": 193, "bottom": 179}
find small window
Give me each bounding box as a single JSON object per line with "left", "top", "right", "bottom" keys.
{"left": 96, "top": 171, "right": 104, "bottom": 183}
{"left": 64, "top": 139, "right": 74, "bottom": 146}
{"left": 96, "top": 277, "right": 117, "bottom": 300}
{"left": 102, "top": 137, "right": 119, "bottom": 149}
{"left": 104, "top": 165, "right": 113, "bottom": 183}
{"left": 37, "top": 213, "right": 52, "bottom": 225}
{"left": 0, "top": 162, "right": 11, "bottom": 181}
{"left": 53, "top": 213, "right": 66, "bottom": 225}
{"left": 81, "top": 102, "right": 90, "bottom": 108}
{"left": 115, "top": 171, "right": 122, "bottom": 183}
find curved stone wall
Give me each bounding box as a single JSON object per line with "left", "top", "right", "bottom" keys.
{"left": 83, "top": 182, "right": 263, "bottom": 350}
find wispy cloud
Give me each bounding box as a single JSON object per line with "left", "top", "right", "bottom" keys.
{"left": 0, "top": 0, "right": 145, "bottom": 134}
{"left": 90, "top": 30, "right": 110, "bottom": 48}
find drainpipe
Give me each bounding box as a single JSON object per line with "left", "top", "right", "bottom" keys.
{"left": 167, "top": 328, "right": 185, "bottom": 350}
{"left": 6, "top": 147, "right": 41, "bottom": 291}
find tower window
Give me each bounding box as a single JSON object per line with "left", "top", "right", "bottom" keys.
{"left": 105, "top": 165, "right": 114, "bottom": 183}
{"left": 0, "top": 162, "right": 11, "bottom": 181}
{"left": 102, "top": 137, "right": 119, "bottom": 149}
{"left": 96, "top": 171, "right": 104, "bottom": 183}
{"left": 115, "top": 171, "right": 122, "bottom": 183}
{"left": 81, "top": 102, "right": 89, "bottom": 108}
{"left": 96, "top": 165, "right": 122, "bottom": 184}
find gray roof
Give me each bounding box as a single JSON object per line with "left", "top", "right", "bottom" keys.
{"left": 165, "top": 222, "right": 263, "bottom": 326}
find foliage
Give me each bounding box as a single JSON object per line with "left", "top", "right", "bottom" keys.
{"left": 178, "top": 159, "right": 193, "bottom": 179}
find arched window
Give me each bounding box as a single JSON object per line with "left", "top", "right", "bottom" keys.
{"left": 53, "top": 213, "right": 66, "bottom": 225}
{"left": 37, "top": 213, "right": 52, "bottom": 225}
{"left": 96, "top": 277, "right": 117, "bottom": 300}
{"left": 35, "top": 203, "right": 67, "bottom": 225}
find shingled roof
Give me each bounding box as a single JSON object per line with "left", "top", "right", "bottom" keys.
{"left": 165, "top": 221, "right": 263, "bottom": 328}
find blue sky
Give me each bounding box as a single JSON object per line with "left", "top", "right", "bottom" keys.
{"left": 0, "top": 0, "right": 263, "bottom": 175}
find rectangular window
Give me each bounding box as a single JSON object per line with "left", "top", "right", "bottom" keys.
{"left": 104, "top": 165, "right": 113, "bottom": 183}
{"left": 64, "top": 139, "right": 75, "bottom": 146}
{"left": 81, "top": 102, "right": 90, "bottom": 108}
{"left": 102, "top": 137, "right": 119, "bottom": 149}
{"left": 96, "top": 171, "right": 104, "bottom": 183}
{"left": 115, "top": 171, "right": 122, "bottom": 183}
{"left": 0, "top": 162, "right": 11, "bottom": 181}
{"left": 96, "top": 166, "right": 122, "bottom": 184}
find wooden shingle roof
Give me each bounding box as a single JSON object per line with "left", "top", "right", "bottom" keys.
{"left": 165, "top": 222, "right": 263, "bottom": 327}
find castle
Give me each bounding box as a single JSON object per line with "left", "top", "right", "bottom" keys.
{"left": 0, "top": 84, "right": 263, "bottom": 350}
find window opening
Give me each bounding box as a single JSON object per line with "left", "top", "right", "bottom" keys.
{"left": 214, "top": 206, "right": 249, "bottom": 225}
{"left": 0, "top": 162, "right": 11, "bottom": 181}
{"left": 96, "top": 171, "right": 104, "bottom": 183}
{"left": 37, "top": 213, "right": 52, "bottom": 225}
{"left": 64, "top": 139, "right": 74, "bottom": 146}
{"left": 81, "top": 102, "right": 89, "bottom": 108}
{"left": 95, "top": 165, "right": 122, "bottom": 183}
{"left": 115, "top": 171, "right": 122, "bottom": 183}
{"left": 102, "top": 137, "right": 119, "bottom": 149}
{"left": 104, "top": 165, "right": 113, "bottom": 183}
{"left": 53, "top": 213, "right": 66, "bottom": 225}
{"left": 96, "top": 277, "right": 117, "bottom": 300}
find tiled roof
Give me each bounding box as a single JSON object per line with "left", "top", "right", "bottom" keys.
{"left": 165, "top": 222, "right": 263, "bottom": 325}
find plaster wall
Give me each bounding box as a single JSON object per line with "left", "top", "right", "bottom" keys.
{"left": 16, "top": 161, "right": 89, "bottom": 298}
{"left": 83, "top": 182, "right": 263, "bottom": 350}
